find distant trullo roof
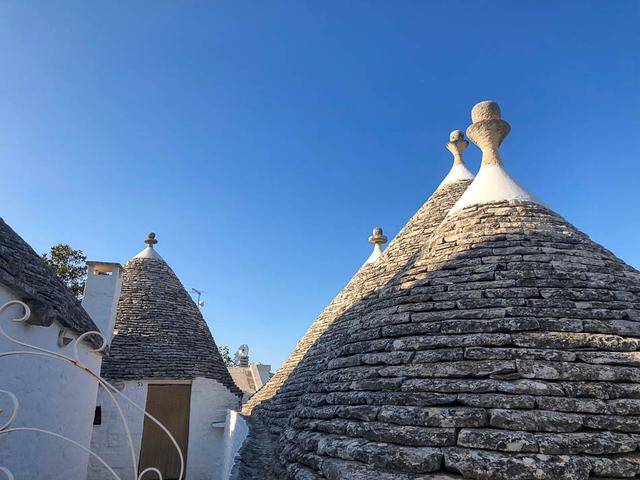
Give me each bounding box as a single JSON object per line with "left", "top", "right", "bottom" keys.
{"left": 0, "top": 217, "right": 101, "bottom": 348}
{"left": 273, "top": 102, "right": 640, "bottom": 479}
{"left": 101, "top": 233, "right": 242, "bottom": 396}
{"left": 235, "top": 131, "right": 476, "bottom": 479}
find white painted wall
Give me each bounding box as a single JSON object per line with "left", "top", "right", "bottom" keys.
{"left": 220, "top": 410, "right": 249, "bottom": 480}
{"left": 89, "top": 377, "right": 240, "bottom": 480}
{"left": 187, "top": 377, "right": 240, "bottom": 480}
{"left": 87, "top": 380, "right": 148, "bottom": 480}
{"left": 0, "top": 284, "right": 101, "bottom": 480}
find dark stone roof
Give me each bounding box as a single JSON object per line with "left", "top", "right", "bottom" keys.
{"left": 0, "top": 217, "right": 101, "bottom": 348}
{"left": 276, "top": 200, "right": 640, "bottom": 479}
{"left": 235, "top": 178, "right": 473, "bottom": 479}
{"left": 101, "top": 255, "right": 243, "bottom": 396}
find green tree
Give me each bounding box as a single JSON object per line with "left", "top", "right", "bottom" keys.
{"left": 42, "top": 244, "right": 87, "bottom": 300}
{"left": 218, "top": 345, "right": 235, "bottom": 367}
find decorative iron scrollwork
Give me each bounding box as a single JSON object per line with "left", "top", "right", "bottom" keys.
{"left": 0, "top": 300, "right": 184, "bottom": 480}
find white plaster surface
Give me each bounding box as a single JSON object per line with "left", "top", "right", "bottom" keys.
{"left": 250, "top": 364, "right": 272, "bottom": 388}
{"left": 221, "top": 410, "right": 249, "bottom": 480}
{"left": 133, "top": 246, "right": 164, "bottom": 261}
{"left": 364, "top": 244, "right": 384, "bottom": 265}
{"left": 437, "top": 162, "right": 475, "bottom": 189}
{"left": 0, "top": 284, "right": 101, "bottom": 480}
{"left": 448, "top": 163, "right": 539, "bottom": 215}
{"left": 187, "top": 377, "right": 241, "bottom": 480}
{"left": 87, "top": 380, "right": 148, "bottom": 480}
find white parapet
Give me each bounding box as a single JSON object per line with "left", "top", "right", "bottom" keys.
{"left": 220, "top": 409, "right": 249, "bottom": 480}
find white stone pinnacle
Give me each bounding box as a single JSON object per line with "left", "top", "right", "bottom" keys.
{"left": 133, "top": 232, "right": 164, "bottom": 260}
{"left": 364, "top": 227, "right": 387, "bottom": 264}
{"left": 448, "top": 101, "right": 538, "bottom": 215}
{"left": 437, "top": 129, "right": 475, "bottom": 189}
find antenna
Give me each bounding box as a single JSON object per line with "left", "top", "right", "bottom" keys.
{"left": 190, "top": 288, "right": 205, "bottom": 308}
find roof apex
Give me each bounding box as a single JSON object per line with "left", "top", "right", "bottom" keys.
{"left": 448, "top": 101, "right": 538, "bottom": 214}
{"left": 437, "top": 129, "right": 475, "bottom": 189}
{"left": 132, "top": 232, "right": 164, "bottom": 261}
{"left": 364, "top": 227, "right": 387, "bottom": 265}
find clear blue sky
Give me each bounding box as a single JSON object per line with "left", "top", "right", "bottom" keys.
{"left": 1, "top": 1, "right": 638, "bottom": 370}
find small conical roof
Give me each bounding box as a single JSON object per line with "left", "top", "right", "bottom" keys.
{"left": 237, "top": 132, "right": 476, "bottom": 479}
{"left": 102, "top": 233, "right": 242, "bottom": 396}
{"left": 277, "top": 102, "right": 640, "bottom": 479}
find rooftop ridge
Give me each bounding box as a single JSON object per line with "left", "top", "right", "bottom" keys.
{"left": 448, "top": 101, "right": 538, "bottom": 214}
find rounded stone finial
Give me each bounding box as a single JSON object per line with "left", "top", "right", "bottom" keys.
{"left": 446, "top": 130, "right": 469, "bottom": 163}
{"left": 449, "top": 130, "right": 464, "bottom": 142}
{"left": 144, "top": 232, "right": 158, "bottom": 246}
{"left": 369, "top": 227, "right": 388, "bottom": 245}
{"left": 466, "top": 100, "right": 511, "bottom": 166}
{"left": 471, "top": 101, "right": 501, "bottom": 123}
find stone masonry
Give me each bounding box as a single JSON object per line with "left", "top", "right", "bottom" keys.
{"left": 274, "top": 103, "right": 640, "bottom": 479}
{"left": 236, "top": 139, "right": 475, "bottom": 479}
{"left": 236, "top": 102, "right": 640, "bottom": 479}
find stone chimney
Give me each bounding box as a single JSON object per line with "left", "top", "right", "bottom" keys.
{"left": 81, "top": 261, "right": 123, "bottom": 344}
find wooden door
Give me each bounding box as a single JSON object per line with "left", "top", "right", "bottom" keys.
{"left": 138, "top": 384, "right": 191, "bottom": 480}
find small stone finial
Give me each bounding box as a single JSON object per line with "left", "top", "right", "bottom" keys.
{"left": 368, "top": 227, "right": 388, "bottom": 245}
{"left": 449, "top": 129, "right": 465, "bottom": 142}
{"left": 466, "top": 100, "right": 511, "bottom": 166}
{"left": 144, "top": 232, "right": 158, "bottom": 247}
{"left": 365, "top": 227, "right": 387, "bottom": 265}
{"left": 446, "top": 129, "right": 469, "bottom": 165}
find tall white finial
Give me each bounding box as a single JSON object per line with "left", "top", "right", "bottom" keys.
{"left": 437, "top": 130, "right": 475, "bottom": 188}
{"left": 448, "top": 101, "right": 538, "bottom": 215}
{"left": 467, "top": 101, "right": 511, "bottom": 166}
{"left": 365, "top": 227, "right": 387, "bottom": 264}
{"left": 133, "top": 231, "right": 164, "bottom": 260}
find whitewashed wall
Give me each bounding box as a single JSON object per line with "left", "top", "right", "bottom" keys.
{"left": 0, "top": 284, "right": 102, "bottom": 480}
{"left": 220, "top": 410, "right": 249, "bottom": 480}
{"left": 87, "top": 380, "right": 148, "bottom": 480}
{"left": 187, "top": 377, "right": 240, "bottom": 480}
{"left": 89, "top": 377, "right": 240, "bottom": 480}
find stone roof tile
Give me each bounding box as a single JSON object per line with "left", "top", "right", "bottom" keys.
{"left": 0, "top": 217, "right": 101, "bottom": 348}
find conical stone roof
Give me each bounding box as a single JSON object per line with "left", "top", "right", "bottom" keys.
{"left": 235, "top": 133, "right": 475, "bottom": 479}
{"left": 276, "top": 102, "right": 640, "bottom": 480}
{"left": 102, "top": 234, "right": 242, "bottom": 396}
{"left": 0, "top": 217, "right": 101, "bottom": 348}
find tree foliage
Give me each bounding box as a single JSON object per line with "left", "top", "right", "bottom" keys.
{"left": 218, "top": 345, "right": 235, "bottom": 367}
{"left": 42, "top": 244, "right": 87, "bottom": 300}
